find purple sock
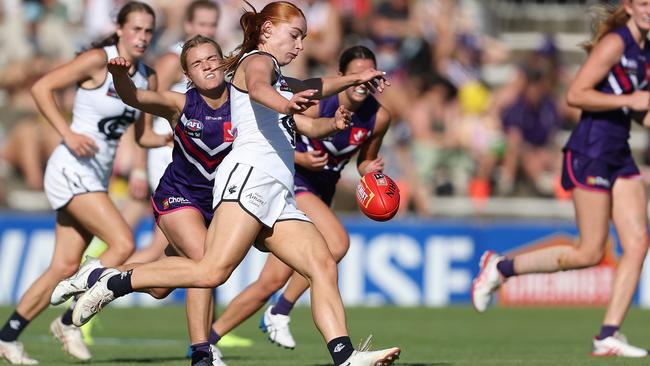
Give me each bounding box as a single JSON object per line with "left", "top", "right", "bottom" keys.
{"left": 190, "top": 342, "right": 211, "bottom": 365}
{"left": 496, "top": 258, "right": 516, "bottom": 278}
{"left": 271, "top": 295, "right": 294, "bottom": 316}
{"left": 597, "top": 325, "right": 619, "bottom": 340}
{"left": 208, "top": 327, "right": 221, "bottom": 344}
{"left": 87, "top": 268, "right": 106, "bottom": 288}
{"left": 61, "top": 307, "right": 74, "bottom": 326}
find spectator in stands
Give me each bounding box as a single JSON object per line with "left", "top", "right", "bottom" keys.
{"left": 499, "top": 62, "right": 561, "bottom": 196}
{"left": 406, "top": 73, "right": 464, "bottom": 201}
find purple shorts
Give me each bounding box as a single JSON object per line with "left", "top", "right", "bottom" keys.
{"left": 561, "top": 150, "right": 642, "bottom": 192}
{"left": 294, "top": 172, "right": 336, "bottom": 206}
{"left": 151, "top": 183, "right": 214, "bottom": 226}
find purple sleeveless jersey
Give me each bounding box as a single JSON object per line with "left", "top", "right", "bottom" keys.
{"left": 152, "top": 87, "right": 233, "bottom": 224}
{"left": 564, "top": 26, "right": 650, "bottom": 163}
{"left": 561, "top": 26, "right": 648, "bottom": 192}
{"left": 294, "top": 94, "right": 380, "bottom": 205}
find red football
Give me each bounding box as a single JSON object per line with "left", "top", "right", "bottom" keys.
{"left": 356, "top": 171, "right": 400, "bottom": 221}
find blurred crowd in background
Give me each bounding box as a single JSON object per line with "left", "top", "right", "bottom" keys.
{"left": 0, "top": 0, "right": 641, "bottom": 217}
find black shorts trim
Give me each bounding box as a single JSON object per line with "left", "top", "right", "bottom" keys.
{"left": 237, "top": 166, "right": 254, "bottom": 201}
{"left": 275, "top": 217, "right": 311, "bottom": 224}
{"left": 220, "top": 162, "right": 240, "bottom": 199}
{"left": 214, "top": 199, "right": 267, "bottom": 228}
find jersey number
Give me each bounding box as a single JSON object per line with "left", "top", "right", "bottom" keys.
{"left": 98, "top": 109, "right": 136, "bottom": 140}
{"left": 280, "top": 115, "right": 296, "bottom": 148}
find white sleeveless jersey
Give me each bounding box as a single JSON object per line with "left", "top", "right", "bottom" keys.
{"left": 70, "top": 45, "right": 150, "bottom": 182}
{"left": 227, "top": 50, "right": 297, "bottom": 189}
{"left": 153, "top": 42, "right": 186, "bottom": 135}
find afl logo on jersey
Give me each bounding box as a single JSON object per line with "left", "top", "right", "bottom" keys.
{"left": 279, "top": 77, "right": 291, "bottom": 92}
{"left": 349, "top": 127, "right": 369, "bottom": 145}
{"left": 184, "top": 119, "right": 204, "bottom": 138}
{"left": 223, "top": 122, "right": 235, "bottom": 142}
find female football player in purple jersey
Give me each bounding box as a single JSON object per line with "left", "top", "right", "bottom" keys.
{"left": 54, "top": 35, "right": 232, "bottom": 366}
{"left": 473, "top": 0, "right": 650, "bottom": 357}
{"left": 66, "top": 2, "right": 400, "bottom": 365}
{"left": 0, "top": 3, "right": 163, "bottom": 364}
{"left": 205, "top": 45, "right": 391, "bottom": 350}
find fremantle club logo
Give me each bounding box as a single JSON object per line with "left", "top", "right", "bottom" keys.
{"left": 98, "top": 108, "right": 136, "bottom": 140}
{"left": 223, "top": 122, "right": 235, "bottom": 142}
{"left": 349, "top": 127, "right": 369, "bottom": 145}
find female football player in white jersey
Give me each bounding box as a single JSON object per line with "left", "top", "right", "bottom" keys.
{"left": 0, "top": 2, "right": 164, "bottom": 364}
{"left": 70, "top": 2, "right": 400, "bottom": 366}
{"left": 208, "top": 45, "right": 392, "bottom": 350}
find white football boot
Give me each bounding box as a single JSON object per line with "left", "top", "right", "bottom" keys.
{"left": 340, "top": 335, "right": 400, "bottom": 366}
{"left": 592, "top": 332, "right": 648, "bottom": 358}
{"left": 259, "top": 306, "right": 296, "bottom": 349}
{"left": 49, "top": 316, "right": 91, "bottom": 361}
{"left": 0, "top": 340, "right": 38, "bottom": 365}
{"left": 72, "top": 268, "right": 121, "bottom": 326}
{"left": 211, "top": 344, "right": 228, "bottom": 366}
{"left": 471, "top": 250, "right": 505, "bottom": 313}
{"left": 51, "top": 256, "right": 103, "bottom": 305}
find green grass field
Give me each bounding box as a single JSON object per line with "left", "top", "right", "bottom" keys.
{"left": 2, "top": 306, "right": 650, "bottom": 365}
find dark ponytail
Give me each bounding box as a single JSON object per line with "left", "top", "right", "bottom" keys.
{"left": 90, "top": 1, "right": 156, "bottom": 50}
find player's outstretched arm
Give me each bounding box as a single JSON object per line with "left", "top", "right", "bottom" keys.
{"left": 357, "top": 107, "right": 391, "bottom": 175}
{"left": 294, "top": 105, "right": 352, "bottom": 138}
{"left": 108, "top": 57, "right": 185, "bottom": 122}
{"left": 286, "top": 69, "right": 389, "bottom": 99}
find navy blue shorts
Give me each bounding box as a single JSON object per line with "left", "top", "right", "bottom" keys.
{"left": 151, "top": 183, "right": 213, "bottom": 226}
{"left": 294, "top": 172, "right": 336, "bottom": 206}
{"left": 561, "top": 150, "right": 642, "bottom": 192}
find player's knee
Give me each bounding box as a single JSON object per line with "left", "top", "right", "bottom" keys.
{"left": 109, "top": 237, "right": 136, "bottom": 260}
{"left": 329, "top": 234, "right": 350, "bottom": 262}
{"left": 623, "top": 230, "right": 649, "bottom": 260}
{"left": 577, "top": 247, "right": 605, "bottom": 268}
{"left": 259, "top": 274, "right": 288, "bottom": 294}
{"left": 49, "top": 261, "right": 80, "bottom": 279}
{"left": 307, "top": 253, "right": 338, "bottom": 283}
{"left": 200, "top": 264, "right": 234, "bottom": 288}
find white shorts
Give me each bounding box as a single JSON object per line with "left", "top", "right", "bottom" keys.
{"left": 44, "top": 145, "right": 108, "bottom": 210}
{"left": 147, "top": 145, "right": 173, "bottom": 191}
{"left": 213, "top": 161, "right": 310, "bottom": 228}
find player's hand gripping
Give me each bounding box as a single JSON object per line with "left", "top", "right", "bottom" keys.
{"left": 333, "top": 105, "right": 352, "bottom": 131}
{"left": 628, "top": 90, "right": 650, "bottom": 111}
{"left": 361, "top": 156, "right": 385, "bottom": 175}
{"left": 353, "top": 68, "right": 390, "bottom": 94}
{"left": 296, "top": 150, "right": 328, "bottom": 171}
{"left": 107, "top": 57, "right": 131, "bottom": 76}
{"left": 63, "top": 132, "right": 98, "bottom": 158}
{"left": 284, "top": 89, "right": 319, "bottom": 114}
